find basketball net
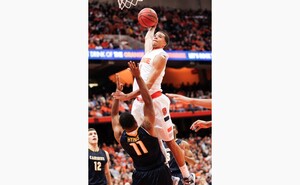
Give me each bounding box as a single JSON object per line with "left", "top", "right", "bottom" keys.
{"left": 118, "top": 0, "right": 143, "bottom": 10}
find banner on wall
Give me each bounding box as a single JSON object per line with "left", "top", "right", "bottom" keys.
{"left": 89, "top": 49, "right": 211, "bottom": 61}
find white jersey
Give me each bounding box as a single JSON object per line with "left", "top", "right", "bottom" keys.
{"left": 131, "top": 48, "right": 174, "bottom": 141}
{"left": 132, "top": 48, "right": 169, "bottom": 95}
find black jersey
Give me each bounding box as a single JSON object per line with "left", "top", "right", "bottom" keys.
{"left": 164, "top": 139, "right": 182, "bottom": 173}
{"left": 89, "top": 149, "right": 108, "bottom": 185}
{"left": 120, "top": 127, "right": 166, "bottom": 171}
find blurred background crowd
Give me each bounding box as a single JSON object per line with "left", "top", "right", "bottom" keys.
{"left": 89, "top": 1, "right": 211, "bottom": 51}
{"left": 89, "top": 0, "right": 212, "bottom": 184}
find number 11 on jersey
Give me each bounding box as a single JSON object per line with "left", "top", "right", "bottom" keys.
{"left": 129, "top": 141, "right": 149, "bottom": 155}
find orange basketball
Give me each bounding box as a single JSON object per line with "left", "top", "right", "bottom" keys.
{"left": 138, "top": 8, "right": 158, "bottom": 28}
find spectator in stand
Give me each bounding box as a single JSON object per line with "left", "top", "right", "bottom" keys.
{"left": 88, "top": 1, "right": 211, "bottom": 51}
{"left": 89, "top": 38, "right": 96, "bottom": 49}
{"left": 90, "top": 106, "right": 103, "bottom": 118}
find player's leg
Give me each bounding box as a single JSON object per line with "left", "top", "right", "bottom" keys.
{"left": 165, "top": 140, "right": 195, "bottom": 185}
{"left": 158, "top": 134, "right": 180, "bottom": 185}
{"left": 153, "top": 95, "right": 195, "bottom": 185}
{"left": 131, "top": 99, "right": 144, "bottom": 126}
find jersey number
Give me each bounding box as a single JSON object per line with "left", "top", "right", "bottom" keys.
{"left": 129, "top": 141, "right": 148, "bottom": 156}
{"left": 166, "top": 151, "right": 171, "bottom": 162}
{"left": 94, "top": 161, "right": 102, "bottom": 171}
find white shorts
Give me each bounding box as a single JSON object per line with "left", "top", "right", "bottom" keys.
{"left": 131, "top": 93, "right": 174, "bottom": 141}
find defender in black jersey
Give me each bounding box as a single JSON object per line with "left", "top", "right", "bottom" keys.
{"left": 88, "top": 128, "right": 112, "bottom": 185}
{"left": 164, "top": 125, "right": 196, "bottom": 185}
{"left": 111, "top": 61, "right": 172, "bottom": 185}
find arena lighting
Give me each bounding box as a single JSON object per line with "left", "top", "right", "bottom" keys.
{"left": 89, "top": 83, "right": 98, "bottom": 88}
{"left": 88, "top": 49, "right": 212, "bottom": 61}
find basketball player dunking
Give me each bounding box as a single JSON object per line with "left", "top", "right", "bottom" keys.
{"left": 113, "top": 26, "right": 195, "bottom": 185}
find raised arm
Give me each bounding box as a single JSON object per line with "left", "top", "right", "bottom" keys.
{"left": 144, "top": 26, "right": 156, "bottom": 53}
{"left": 128, "top": 61, "right": 155, "bottom": 133}
{"left": 166, "top": 93, "right": 212, "bottom": 110}
{"left": 190, "top": 120, "right": 212, "bottom": 132}
{"left": 111, "top": 74, "right": 124, "bottom": 143}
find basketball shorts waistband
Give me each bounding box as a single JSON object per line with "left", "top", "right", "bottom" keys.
{"left": 136, "top": 91, "right": 162, "bottom": 102}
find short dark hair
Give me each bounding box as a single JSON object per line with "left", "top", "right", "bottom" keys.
{"left": 119, "top": 112, "right": 136, "bottom": 129}
{"left": 157, "top": 30, "right": 169, "bottom": 47}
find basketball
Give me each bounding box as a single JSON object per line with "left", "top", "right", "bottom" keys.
{"left": 138, "top": 8, "right": 158, "bottom": 28}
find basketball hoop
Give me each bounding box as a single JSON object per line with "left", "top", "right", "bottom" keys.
{"left": 118, "top": 0, "right": 143, "bottom": 10}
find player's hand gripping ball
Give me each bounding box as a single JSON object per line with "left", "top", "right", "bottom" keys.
{"left": 138, "top": 8, "right": 158, "bottom": 28}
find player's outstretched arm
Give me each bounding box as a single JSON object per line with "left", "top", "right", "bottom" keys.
{"left": 112, "top": 88, "right": 139, "bottom": 101}
{"left": 166, "top": 93, "right": 212, "bottom": 109}
{"left": 190, "top": 120, "right": 212, "bottom": 132}
{"left": 111, "top": 74, "right": 124, "bottom": 143}
{"left": 128, "top": 61, "right": 155, "bottom": 133}
{"left": 144, "top": 26, "right": 156, "bottom": 53}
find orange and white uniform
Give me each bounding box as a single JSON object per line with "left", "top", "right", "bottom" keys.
{"left": 131, "top": 48, "right": 174, "bottom": 141}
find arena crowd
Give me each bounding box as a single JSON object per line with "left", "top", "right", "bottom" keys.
{"left": 89, "top": 1, "right": 211, "bottom": 51}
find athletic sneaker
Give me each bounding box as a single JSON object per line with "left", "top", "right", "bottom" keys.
{"left": 182, "top": 173, "right": 195, "bottom": 185}
{"left": 171, "top": 176, "right": 180, "bottom": 185}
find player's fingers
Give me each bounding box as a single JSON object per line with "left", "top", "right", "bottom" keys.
{"left": 166, "top": 93, "right": 174, "bottom": 97}
{"left": 115, "top": 73, "right": 120, "bottom": 85}
{"left": 116, "top": 74, "right": 124, "bottom": 90}
{"left": 130, "top": 62, "right": 137, "bottom": 71}
{"left": 133, "top": 61, "right": 137, "bottom": 69}
{"left": 194, "top": 126, "right": 201, "bottom": 132}
{"left": 115, "top": 73, "right": 119, "bottom": 81}
{"left": 128, "top": 62, "right": 132, "bottom": 69}
{"left": 190, "top": 120, "right": 200, "bottom": 130}
{"left": 130, "top": 61, "right": 135, "bottom": 68}
{"left": 190, "top": 122, "right": 201, "bottom": 132}
{"left": 165, "top": 93, "right": 171, "bottom": 97}
{"left": 127, "top": 61, "right": 131, "bottom": 68}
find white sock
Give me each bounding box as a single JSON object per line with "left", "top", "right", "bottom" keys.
{"left": 179, "top": 164, "right": 190, "bottom": 178}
